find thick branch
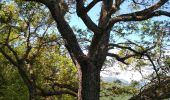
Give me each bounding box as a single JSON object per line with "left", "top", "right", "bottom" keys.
{"left": 108, "top": 0, "right": 169, "bottom": 29}
{"left": 45, "top": 2, "right": 85, "bottom": 63}
{"left": 110, "top": 10, "right": 170, "bottom": 23}
{"left": 76, "top": 0, "right": 102, "bottom": 34}
{"left": 0, "top": 48, "right": 17, "bottom": 66}
{"left": 108, "top": 43, "right": 156, "bottom": 55}
{"left": 85, "top": 0, "right": 102, "bottom": 13}
{"left": 107, "top": 53, "right": 133, "bottom": 64}
{"left": 109, "top": 0, "right": 125, "bottom": 15}
{"left": 6, "top": 44, "right": 20, "bottom": 61}
{"left": 23, "top": 1, "right": 83, "bottom": 61}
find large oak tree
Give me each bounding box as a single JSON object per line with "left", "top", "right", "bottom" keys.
{"left": 8, "top": 0, "right": 170, "bottom": 100}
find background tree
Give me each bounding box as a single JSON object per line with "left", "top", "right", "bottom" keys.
{"left": 0, "top": 1, "right": 77, "bottom": 99}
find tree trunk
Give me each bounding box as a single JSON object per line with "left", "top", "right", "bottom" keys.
{"left": 17, "top": 63, "right": 37, "bottom": 100}
{"left": 29, "top": 90, "right": 37, "bottom": 100}
{"left": 77, "top": 63, "right": 101, "bottom": 100}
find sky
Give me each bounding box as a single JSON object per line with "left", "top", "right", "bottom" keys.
{"left": 100, "top": 65, "right": 150, "bottom": 83}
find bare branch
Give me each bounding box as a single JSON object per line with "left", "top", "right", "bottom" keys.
{"left": 107, "top": 43, "right": 156, "bottom": 64}
{"left": 108, "top": 0, "right": 169, "bottom": 29}
{"left": 146, "top": 54, "right": 160, "bottom": 82}
{"left": 108, "top": 43, "right": 156, "bottom": 55}
{"left": 107, "top": 53, "right": 130, "bottom": 65}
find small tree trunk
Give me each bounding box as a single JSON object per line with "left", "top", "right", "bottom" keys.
{"left": 77, "top": 63, "right": 101, "bottom": 100}
{"left": 29, "top": 90, "right": 37, "bottom": 100}
{"left": 17, "top": 64, "right": 37, "bottom": 100}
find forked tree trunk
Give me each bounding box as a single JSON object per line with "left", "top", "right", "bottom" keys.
{"left": 77, "top": 63, "right": 101, "bottom": 100}
{"left": 45, "top": 2, "right": 104, "bottom": 100}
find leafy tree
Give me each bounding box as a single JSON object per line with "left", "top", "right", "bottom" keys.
{"left": 0, "top": 1, "right": 77, "bottom": 99}
{"left": 17, "top": 0, "right": 170, "bottom": 99}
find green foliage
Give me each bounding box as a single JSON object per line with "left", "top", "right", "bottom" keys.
{"left": 100, "top": 81, "right": 138, "bottom": 100}
{"left": 164, "top": 58, "right": 170, "bottom": 66}
{"left": 0, "top": 1, "right": 77, "bottom": 99}
{"left": 0, "top": 55, "right": 29, "bottom": 99}
{"left": 33, "top": 46, "right": 78, "bottom": 91}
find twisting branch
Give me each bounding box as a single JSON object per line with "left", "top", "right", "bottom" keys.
{"left": 107, "top": 53, "right": 135, "bottom": 64}
{"left": 108, "top": 43, "right": 156, "bottom": 54}
{"left": 108, "top": 0, "right": 169, "bottom": 29}
{"left": 107, "top": 43, "right": 156, "bottom": 64}
{"left": 108, "top": 41, "right": 161, "bottom": 81}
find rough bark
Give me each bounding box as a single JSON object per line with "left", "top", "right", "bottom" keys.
{"left": 77, "top": 62, "right": 101, "bottom": 100}
{"left": 44, "top": 2, "right": 102, "bottom": 100}
{"left": 17, "top": 62, "right": 37, "bottom": 100}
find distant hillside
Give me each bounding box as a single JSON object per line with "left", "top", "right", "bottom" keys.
{"left": 101, "top": 76, "right": 129, "bottom": 84}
